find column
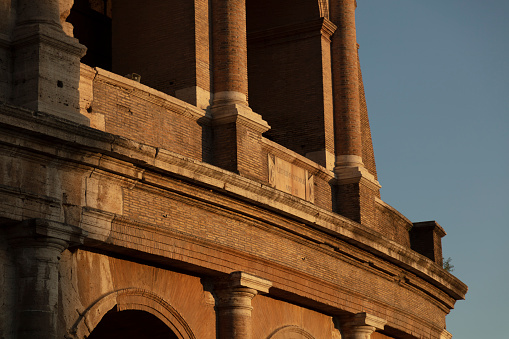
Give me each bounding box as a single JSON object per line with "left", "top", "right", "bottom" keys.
{"left": 340, "top": 312, "right": 387, "bottom": 339}
{"left": 330, "top": 0, "right": 363, "bottom": 169}
{"left": 330, "top": 0, "right": 381, "bottom": 226}
{"left": 215, "top": 271, "right": 272, "bottom": 339}
{"left": 6, "top": 219, "right": 86, "bottom": 339}
{"left": 11, "top": 0, "right": 89, "bottom": 125}
{"left": 210, "top": 0, "right": 269, "bottom": 177}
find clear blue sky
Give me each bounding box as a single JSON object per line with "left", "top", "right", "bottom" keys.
{"left": 356, "top": 1, "right": 509, "bottom": 338}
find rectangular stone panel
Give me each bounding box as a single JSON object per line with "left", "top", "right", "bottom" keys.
{"left": 268, "top": 154, "right": 314, "bottom": 202}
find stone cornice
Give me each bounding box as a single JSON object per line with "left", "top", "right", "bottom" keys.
{"left": 0, "top": 103, "right": 468, "bottom": 303}
{"left": 11, "top": 24, "right": 86, "bottom": 57}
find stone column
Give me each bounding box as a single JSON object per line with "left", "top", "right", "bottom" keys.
{"left": 6, "top": 219, "right": 86, "bottom": 339}
{"left": 330, "top": 0, "right": 363, "bottom": 169}
{"left": 215, "top": 271, "right": 272, "bottom": 339}
{"left": 210, "top": 0, "right": 269, "bottom": 177}
{"left": 340, "top": 312, "right": 387, "bottom": 339}
{"left": 211, "top": 0, "right": 249, "bottom": 105}
{"left": 330, "top": 0, "right": 381, "bottom": 227}
{"left": 11, "top": 0, "right": 89, "bottom": 125}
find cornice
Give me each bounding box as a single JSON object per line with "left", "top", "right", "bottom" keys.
{"left": 0, "top": 103, "right": 468, "bottom": 303}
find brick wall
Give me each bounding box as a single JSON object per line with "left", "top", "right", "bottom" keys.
{"left": 248, "top": 20, "right": 334, "bottom": 158}
{"left": 90, "top": 69, "right": 210, "bottom": 162}
{"left": 112, "top": 0, "right": 197, "bottom": 96}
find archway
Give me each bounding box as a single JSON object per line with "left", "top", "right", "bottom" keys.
{"left": 69, "top": 288, "right": 196, "bottom": 339}
{"left": 88, "top": 308, "right": 178, "bottom": 339}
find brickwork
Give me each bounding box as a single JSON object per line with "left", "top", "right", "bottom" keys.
{"left": 375, "top": 199, "right": 412, "bottom": 247}
{"left": 248, "top": 19, "right": 335, "bottom": 159}
{"left": 0, "top": 1, "right": 467, "bottom": 338}
{"left": 330, "top": 0, "right": 363, "bottom": 160}
{"left": 91, "top": 69, "right": 210, "bottom": 162}
{"left": 410, "top": 221, "right": 446, "bottom": 266}
{"left": 112, "top": 0, "right": 196, "bottom": 96}
{"left": 358, "top": 52, "right": 378, "bottom": 180}
{"left": 211, "top": 0, "right": 248, "bottom": 97}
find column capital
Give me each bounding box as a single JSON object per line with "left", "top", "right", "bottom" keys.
{"left": 339, "top": 312, "right": 387, "bottom": 339}
{"left": 215, "top": 272, "right": 271, "bottom": 339}
{"left": 342, "top": 312, "right": 387, "bottom": 329}
{"left": 229, "top": 271, "right": 272, "bottom": 293}
{"left": 216, "top": 271, "right": 272, "bottom": 294}
{"left": 6, "top": 218, "right": 87, "bottom": 249}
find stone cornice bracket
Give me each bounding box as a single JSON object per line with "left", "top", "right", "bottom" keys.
{"left": 339, "top": 312, "right": 387, "bottom": 339}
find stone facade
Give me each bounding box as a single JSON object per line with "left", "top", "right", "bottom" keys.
{"left": 0, "top": 1, "right": 466, "bottom": 338}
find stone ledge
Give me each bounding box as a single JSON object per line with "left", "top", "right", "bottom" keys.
{"left": 0, "top": 104, "right": 467, "bottom": 302}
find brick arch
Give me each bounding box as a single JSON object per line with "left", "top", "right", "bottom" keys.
{"left": 268, "top": 325, "right": 316, "bottom": 339}
{"left": 68, "top": 288, "right": 196, "bottom": 339}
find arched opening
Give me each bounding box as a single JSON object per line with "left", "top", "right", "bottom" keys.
{"left": 246, "top": 0, "right": 335, "bottom": 165}
{"left": 70, "top": 288, "right": 196, "bottom": 339}
{"left": 88, "top": 308, "right": 179, "bottom": 339}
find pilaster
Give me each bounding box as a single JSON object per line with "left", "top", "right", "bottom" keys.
{"left": 215, "top": 271, "right": 272, "bottom": 339}
{"left": 210, "top": 0, "right": 269, "bottom": 177}
{"left": 330, "top": 0, "right": 381, "bottom": 227}
{"left": 5, "top": 218, "right": 86, "bottom": 339}
{"left": 11, "top": 0, "right": 89, "bottom": 125}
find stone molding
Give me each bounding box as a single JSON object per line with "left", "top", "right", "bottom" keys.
{"left": 12, "top": 24, "right": 85, "bottom": 58}
{"left": 5, "top": 218, "right": 87, "bottom": 247}
{"left": 211, "top": 102, "right": 271, "bottom": 133}
{"left": 229, "top": 271, "right": 272, "bottom": 293}
{"left": 341, "top": 312, "right": 387, "bottom": 329}
{"left": 440, "top": 329, "right": 453, "bottom": 339}
{"left": 339, "top": 312, "right": 386, "bottom": 339}
{"left": 0, "top": 103, "right": 467, "bottom": 304}
{"left": 334, "top": 165, "right": 381, "bottom": 191}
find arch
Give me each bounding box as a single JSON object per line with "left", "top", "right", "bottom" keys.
{"left": 268, "top": 325, "right": 316, "bottom": 339}
{"left": 68, "top": 288, "right": 196, "bottom": 339}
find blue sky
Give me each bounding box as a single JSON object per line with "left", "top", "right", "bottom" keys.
{"left": 356, "top": 1, "right": 509, "bottom": 337}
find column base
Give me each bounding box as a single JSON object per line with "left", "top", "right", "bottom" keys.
{"left": 210, "top": 100, "right": 270, "bottom": 178}
{"left": 334, "top": 163, "right": 381, "bottom": 226}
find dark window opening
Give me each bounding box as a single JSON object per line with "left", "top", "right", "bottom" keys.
{"left": 68, "top": 0, "right": 112, "bottom": 70}
{"left": 88, "top": 308, "right": 178, "bottom": 339}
